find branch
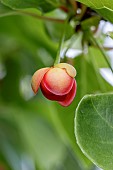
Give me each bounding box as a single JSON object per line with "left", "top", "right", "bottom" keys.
{"left": 16, "top": 10, "right": 65, "bottom": 23}
{"left": 54, "top": 15, "right": 70, "bottom": 65}
{"left": 90, "top": 34, "right": 113, "bottom": 73}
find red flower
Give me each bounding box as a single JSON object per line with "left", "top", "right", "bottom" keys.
{"left": 31, "top": 63, "right": 77, "bottom": 106}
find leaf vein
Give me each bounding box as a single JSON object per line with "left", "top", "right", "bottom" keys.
{"left": 91, "top": 98, "right": 113, "bottom": 130}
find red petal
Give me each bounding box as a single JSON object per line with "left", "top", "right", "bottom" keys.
{"left": 40, "top": 81, "right": 66, "bottom": 101}
{"left": 31, "top": 67, "right": 50, "bottom": 94}
{"left": 42, "top": 68, "right": 74, "bottom": 95}
{"left": 58, "top": 79, "right": 77, "bottom": 107}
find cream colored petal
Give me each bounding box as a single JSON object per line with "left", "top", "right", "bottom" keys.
{"left": 31, "top": 67, "right": 50, "bottom": 94}
{"left": 54, "top": 63, "right": 76, "bottom": 77}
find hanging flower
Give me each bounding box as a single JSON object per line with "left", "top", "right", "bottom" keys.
{"left": 31, "top": 63, "right": 77, "bottom": 106}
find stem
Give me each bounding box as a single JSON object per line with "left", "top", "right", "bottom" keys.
{"left": 16, "top": 10, "right": 65, "bottom": 23}
{"left": 0, "top": 12, "right": 17, "bottom": 17}
{"left": 90, "top": 34, "right": 113, "bottom": 73}
{"left": 54, "top": 15, "right": 70, "bottom": 65}
{"left": 77, "top": 4, "right": 87, "bottom": 21}
{"left": 88, "top": 48, "right": 107, "bottom": 92}
{"left": 1, "top": 10, "right": 65, "bottom": 23}
{"left": 69, "top": 0, "right": 77, "bottom": 12}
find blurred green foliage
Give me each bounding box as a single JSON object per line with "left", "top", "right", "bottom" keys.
{"left": 0, "top": 0, "right": 113, "bottom": 170}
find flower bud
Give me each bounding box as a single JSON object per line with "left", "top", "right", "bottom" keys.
{"left": 31, "top": 63, "right": 77, "bottom": 106}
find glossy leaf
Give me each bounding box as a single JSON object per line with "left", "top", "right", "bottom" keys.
{"left": 76, "top": 0, "right": 113, "bottom": 23}
{"left": 96, "top": 8, "right": 113, "bottom": 23}
{"left": 75, "top": 93, "right": 113, "bottom": 170}
{"left": 77, "top": 0, "right": 113, "bottom": 9}
{"left": 1, "top": 0, "right": 60, "bottom": 12}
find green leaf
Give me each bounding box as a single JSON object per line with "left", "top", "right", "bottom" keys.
{"left": 76, "top": 0, "right": 113, "bottom": 23}
{"left": 75, "top": 93, "right": 113, "bottom": 170}
{"left": 0, "top": 2, "right": 15, "bottom": 17}
{"left": 81, "top": 16, "right": 100, "bottom": 31}
{"left": 0, "top": 103, "right": 65, "bottom": 170}
{"left": 44, "top": 21, "right": 74, "bottom": 42}
{"left": 1, "top": 0, "right": 60, "bottom": 12}
{"left": 18, "top": 114, "right": 65, "bottom": 170}
{"left": 59, "top": 148, "right": 85, "bottom": 170}
{"left": 88, "top": 47, "right": 109, "bottom": 68}
{"left": 77, "top": 0, "right": 113, "bottom": 9}
{"left": 96, "top": 7, "right": 113, "bottom": 23}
